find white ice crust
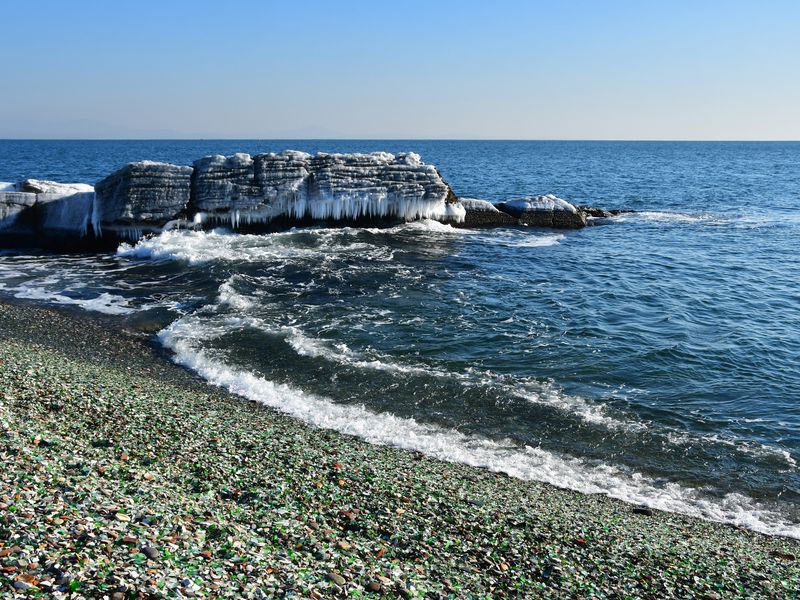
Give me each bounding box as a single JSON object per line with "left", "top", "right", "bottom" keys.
{"left": 505, "top": 194, "right": 578, "bottom": 214}
{"left": 23, "top": 180, "right": 94, "bottom": 195}
{"left": 459, "top": 198, "right": 501, "bottom": 212}
{"left": 0, "top": 179, "right": 96, "bottom": 236}
{"left": 194, "top": 150, "right": 463, "bottom": 226}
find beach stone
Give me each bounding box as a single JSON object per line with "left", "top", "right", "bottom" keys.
{"left": 327, "top": 572, "right": 346, "bottom": 586}
{"left": 366, "top": 581, "right": 382, "bottom": 592}
{"left": 141, "top": 546, "right": 159, "bottom": 560}
{"left": 632, "top": 505, "right": 653, "bottom": 516}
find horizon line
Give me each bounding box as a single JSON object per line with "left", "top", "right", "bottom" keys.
{"left": 1, "top": 138, "right": 800, "bottom": 143}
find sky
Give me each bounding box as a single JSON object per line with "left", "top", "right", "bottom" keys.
{"left": 1, "top": 0, "right": 798, "bottom": 140}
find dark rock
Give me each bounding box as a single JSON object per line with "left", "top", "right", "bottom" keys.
{"left": 366, "top": 581, "right": 382, "bottom": 592}
{"left": 458, "top": 198, "right": 519, "bottom": 228}
{"left": 94, "top": 161, "right": 193, "bottom": 239}
{"left": 497, "top": 195, "right": 586, "bottom": 229}
{"left": 632, "top": 505, "right": 653, "bottom": 516}
{"left": 578, "top": 205, "right": 612, "bottom": 218}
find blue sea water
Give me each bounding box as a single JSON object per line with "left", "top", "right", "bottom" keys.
{"left": 1, "top": 140, "right": 799, "bottom": 537}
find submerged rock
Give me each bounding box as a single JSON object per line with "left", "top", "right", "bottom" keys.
{"left": 94, "top": 161, "right": 193, "bottom": 239}
{"left": 496, "top": 195, "right": 586, "bottom": 228}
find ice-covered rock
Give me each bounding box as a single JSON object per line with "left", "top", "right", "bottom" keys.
{"left": 94, "top": 161, "right": 193, "bottom": 239}
{"left": 20, "top": 179, "right": 94, "bottom": 195}
{"left": 0, "top": 179, "right": 97, "bottom": 241}
{"left": 192, "top": 151, "right": 460, "bottom": 226}
{"left": 0, "top": 191, "right": 37, "bottom": 231}
{"left": 496, "top": 194, "right": 586, "bottom": 228}
{"left": 459, "top": 198, "right": 519, "bottom": 227}
{"left": 38, "top": 191, "right": 96, "bottom": 237}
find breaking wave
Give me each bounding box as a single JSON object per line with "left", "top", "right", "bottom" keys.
{"left": 159, "top": 313, "right": 800, "bottom": 539}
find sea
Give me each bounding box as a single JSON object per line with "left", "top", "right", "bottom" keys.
{"left": 1, "top": 140, "right": 798, "bottom": 538}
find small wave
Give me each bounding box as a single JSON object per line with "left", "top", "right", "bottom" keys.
{"left": 159, "top": 314, "right": 800, "bottom": 539}
{"left": 615, "top": 211, "right": 717, "bottom": 224}
{"left": 486, "top": 231, "right": 564, "bottom": 248}
{"left": 118, "top": 229, "right": 396, "bottom": 265}
{"left": 666, "top": 431, "right": 797, "bottom": 469}
{"left": 284, "top": 325, "right": 446, "bottom": 378}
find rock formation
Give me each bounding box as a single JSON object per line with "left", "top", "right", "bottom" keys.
{"left": 496, "top": 195, "right": 587, "bottom": 229}
{"left": 459, "top": 198, "right": 519, "bottom": 227}
{"left": 94, "top": 162, "right": 193, "bottom": 238}
{"left": 191, "top": 151, "right": 462, "bottom": 227}
{"left": 0, "top": 151, "right": 628, "bottom": 249}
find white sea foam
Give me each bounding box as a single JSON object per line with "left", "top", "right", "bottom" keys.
{"left": 159, "top": 314, "right": 800, "bottom": 539}
{"left": 118, "top": 229, "right": 319, "bottom": 265}
{"left": 485, "top": 230, "right": 564, "bottom": 248}
{"left": 615, "top": 211, "right": 715, "bottom": 224}
{"left": 117, "top": 223, "right": 461, "bottom": 266}
{"left": 12, "top": 287, "right": 134, "bottom": 315}
{"left": 284, "top": 325, "right": 444, "bottom": 377}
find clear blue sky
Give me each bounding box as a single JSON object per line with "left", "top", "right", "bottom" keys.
{"left": 2, "top": 0, "right": 798, "bottom": 139}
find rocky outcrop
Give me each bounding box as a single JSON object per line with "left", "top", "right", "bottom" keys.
{"left": 191, "top": 151, "right": 461, "bottom": 226}
{"left": 1, "top": 151, "right": 635, "bottom": 249}
{"left": 459, "top": 198, "right": 519, "bottom": 227}
{"left": 94, "top": 162, "right": 193, "bottom": 237}
{"left": 0, "top": 190, "right": 37, "bottom": 233}
{"left": 496, "top": 195, "right": 587, "bottom": 229}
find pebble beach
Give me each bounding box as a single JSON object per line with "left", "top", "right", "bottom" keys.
{"left": 1, "top": 299, "right": 798, "bottom": 598}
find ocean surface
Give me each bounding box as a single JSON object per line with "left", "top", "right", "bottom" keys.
{"left": 1, "top": 140, "right": 799, "bottom": 538}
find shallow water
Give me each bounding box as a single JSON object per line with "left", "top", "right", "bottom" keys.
{"left": 1, "top": 140, "right": 799, "bottom": 537}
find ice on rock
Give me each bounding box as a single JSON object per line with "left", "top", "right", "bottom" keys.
{"left": 503, "top": 194, "right": 579, "bottom": 214}
{"left": 0, "top": 192, "right": 37, "bottom": 229}
{"left": 460, "top": 198, "right": 503, "bottom": 212}
{"left": 20, "top": 179, "right": 94, "bottom": 195}
{"left": 497, "top": 194, "right": 586, "bottom": 228}
{"left": 39, "top": 191, "right": 96, "bottom": 237}
{"left": 1, "top": 179, "right": 96, "bottom": 236}
{"left": 459, "top": 197, "right": 519, "bottom": 227}
{"left": 192, "top": 150, "right": 462, "bottom": 226}
{"left": 94, "top": 161, "right": 193, "bottom": 239}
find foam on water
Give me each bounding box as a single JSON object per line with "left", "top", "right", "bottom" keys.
{"left": 615, "top": 211, "right": 717, "bottom": 223}
{"left": 12, "top": 287, "right": 135, "bottom": 315}
{"left": 117, "top": 225, "right": 461, "bottom": 266}
{"left": 159, "top": 313, "right": 800, "bottom": 539}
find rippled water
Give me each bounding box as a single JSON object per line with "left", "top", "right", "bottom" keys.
{"left": 1, "top": 140, "right": 799, "bottom": 537}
